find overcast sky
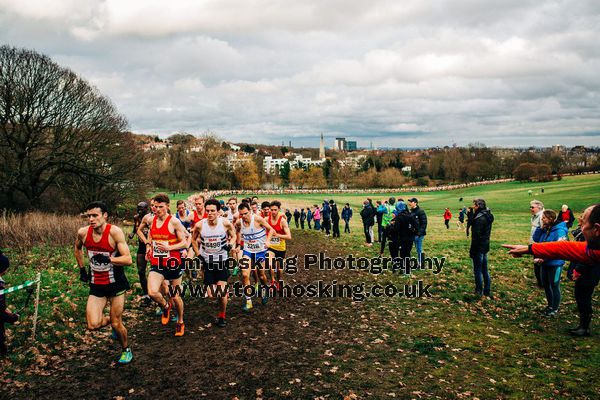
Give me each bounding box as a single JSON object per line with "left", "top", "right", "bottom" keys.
{"left": 1, "top": 0, "right": 599, "bottom": 148}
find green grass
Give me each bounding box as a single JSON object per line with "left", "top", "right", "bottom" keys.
{"left": 3, "top": 174, "right": 600, "bottom": 398}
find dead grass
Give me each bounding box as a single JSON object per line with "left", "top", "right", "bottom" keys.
{"left": 0, "top": 211, "right": 86, "bottom": 254}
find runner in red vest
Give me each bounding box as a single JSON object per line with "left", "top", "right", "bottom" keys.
{"left": 267, "top": 200, "right": 292, "bottom": 287}
{"left": 146, "top": 193, "right": 189, "bottom": 337}
{"left": 74, "top": 201, "right": 133, "bottom": 364}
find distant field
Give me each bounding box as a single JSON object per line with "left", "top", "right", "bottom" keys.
{"left": 169, "top": 174, "right": 600, "bottom": 241}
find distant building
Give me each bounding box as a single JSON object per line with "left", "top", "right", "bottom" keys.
{"left": 334, "top": 137, "right": 347, "bottom": 151}
{"left": 347, "top": 141, "right": 357, "bottom": 151}
{"left": 227, "top": 152, "right": 254, "bottom": 169}
{"left": 401, "top": 166, "right": 412, "bottom": 176}
{"left": 337, "top": 154, "right": 366, "bottom": 169}
{"left": 263, "top": 155, "right": 289, "bottom": 173}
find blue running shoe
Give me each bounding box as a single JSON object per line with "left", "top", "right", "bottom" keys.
{"left": 118, "top": 348, "right": 133, "bottom": 364}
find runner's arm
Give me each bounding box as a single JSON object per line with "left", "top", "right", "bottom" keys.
{"left": 278, "top": 217, "right": 292, "bottom": 240}
{"left": 257, "top": 216, "right": 274, "bottom": 244}
{"left": 168, "top": 218, "right": 190, "bottom": 251}
{"left": 223, "top": 220, "right": 237, "bottom": 247}
{"left": 192, "top": 222, "right": 202, "bottom": 255}
{"left": 137, "top": 215, "right": 151, "bottom": 245}
{"left": 74, "top": 228, "right": 86, "bottom": 269}
{"left": 110, "top": 226, "right": 133, "bottom": 266}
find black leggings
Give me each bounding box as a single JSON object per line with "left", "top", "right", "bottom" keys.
{"left": 137, "top": 253, "right": 148, "bottom": 295}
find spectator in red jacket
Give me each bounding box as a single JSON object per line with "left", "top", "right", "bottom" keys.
{"left": 504, "top": 203, "right": 600, "bottom": 337}
{"left": 560, "top": 204, "right": 576, "bottom": 228}
{"left": 443, "top": 208, "right": 452, "bottom": 229}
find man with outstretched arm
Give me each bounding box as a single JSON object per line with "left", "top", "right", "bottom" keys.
{"left": 504, "top": 203, "right": 600, "bottom": 337}
{"left": 74, "top": 201, "right": 133, "bottom": 364}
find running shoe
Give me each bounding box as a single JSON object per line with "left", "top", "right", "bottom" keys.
{"left": 232, "top": 266, "right": 240, "bottom": 276}
{"left": 118, "top": 348, "right": 133, "bottom": 364}
{"left": 155, "top": 306, "right": 163, "bottom": 316}
{"left": 141, "top": 295, "right": 153, "bottom": 308}
{"left": 262, "top": 294, "right": 269, "bottom": 305}
{"left": 216, "top": 317, "right": 226, "bottom": 328}
{"left": 111, "top": 328, "right": 118, "bottom": 340}
{"left": 191, "top": 270, "right": 198, "bottom": 279}
{"left": 161, "top": 302, "right": 171, "bottom": 325}
{"left": 254, "top": 282, "right": 259, "bottom": 292}
{"left": 171, "top": 309, "right": 178, "bottom": 322}
{"left": 175, "top": 322, "right": 185, "bottom": 337}
{"left": 242, "top": 299, "right": 253, "bottom": 312}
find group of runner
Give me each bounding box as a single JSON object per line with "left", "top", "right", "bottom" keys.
{"left": 75, "top": 194, "right": 292, "bottom": 364}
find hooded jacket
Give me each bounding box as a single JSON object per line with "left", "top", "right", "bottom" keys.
{"left": 532, "top": 221, "right": 568, "bottom": 268}
{"left": 469, "top": 208, "right": 494, "bottom": 256}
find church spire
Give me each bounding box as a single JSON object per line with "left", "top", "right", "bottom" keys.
{"left": 319, "top": 133, "right": 325, "bottom": 159}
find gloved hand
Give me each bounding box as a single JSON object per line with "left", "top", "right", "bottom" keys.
{"left": 223, "top": 243, "right": 233, "bottom": 252}
{"left": 91, "top": 253, "right": 111, "bottom": 265}
{"left": 567, "top": 264, "right": 574, "bottom": 281}
{"left": 79, "top": 267, "right": 90, "bottom": 283}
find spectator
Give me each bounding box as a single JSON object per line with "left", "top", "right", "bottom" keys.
{"left": 360, "top": 200, "right": 376, "bottom": 247}
{"left": 530, "top": 200, "right": 545, "bottom": 288}
{"left": 457, "top": 206, "right": 467, "bottom": 230}
{"left": 408, "top": 198, "right": 427, "bottom": 265}
{"left": 293, "top": 208, "right": 300, "bottom": 228}
{"left": 443, "top": 208, "right": 452, "bottom": 229}
{"left": 560, "top": 204, "right": 576, "bottom": 228}
{"left": 285, "top": 208, "right": 292, "bottom": 223}
{"left": 330, "top": 200, "right": 340, "bottom": 238}
{"left": 322, "top": 200, "right": 332, "bottom": 236}
{"left": 0, "top": 250, "right": 19, "bottom": 357}
{"left": 306, "top": 207, "right": 313, "bottom": 229}
{"left": 300, "top": 208, "right": 306, "bottom": 229}
{"left": 379, "top": 197, "right": 396, "bottom": 257}
{"left": 532, "top": 210, "right": 568, "bottom": 316}
{"left": 466, "top": 206, "right": 474, "bottom": 237}
{"left": 470, "top": 198, "right": 494, "bottom": 297}
{"left": 375, "top": 200, "right": 386, "bottom": 243}
{"left": 313, "top": 205, "right": 321, "bottom": 230}
{"left": 341, "top": 203, "right": 353, "bottom": 233}
{"left": 386, "top": 202, "right": 418, "bottom": 271}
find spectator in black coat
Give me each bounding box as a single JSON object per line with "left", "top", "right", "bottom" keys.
{"left": 330, "top": 200, "right": 340, "bottom": 238}
{"left": 470, "top": 199, "right": 494, "bottom": 297}
{"left": 408, "top": 198, "right": 427, "bottom": 265}
{"left": 386, "top": 203, "right": 418, "bottom": 272}
{"left": 300, "top": 209, "right": 306, "bottom": 229}
{"left": 1, "top": 250, "right": 19, "bottom": 357}
{"left": 360, "top": 200, "right": 376, "bottom": 247}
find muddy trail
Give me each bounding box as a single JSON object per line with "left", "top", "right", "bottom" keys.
{"left": 5, "top": 230, "right": 378, "bottom": 400}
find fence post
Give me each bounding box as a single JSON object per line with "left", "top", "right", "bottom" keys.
{"left": 31, "top": 272, "right": 41, "bottom": 341}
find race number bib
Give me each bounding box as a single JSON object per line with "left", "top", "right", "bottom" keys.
{"left": 152, "top": 240, "right": 169, "bottom": 257}
{"left": 270, "top": 237, "right": 281, "bottom": 245}
{"left": 88, "top": 250, "right": 112, "bottom": 272}
{"left": 245, "top": 239, "right": 262, "bottom": 251}
{"left": 204, "top": 237, "right": 222, "bottom": 253}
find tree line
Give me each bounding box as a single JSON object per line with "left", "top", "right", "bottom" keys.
{"left": 1, "top": 45, "right": 598, "bottom": 211}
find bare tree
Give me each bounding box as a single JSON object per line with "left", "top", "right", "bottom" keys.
{"left": 0, "top": 45, "right": 145, "bottom": 210}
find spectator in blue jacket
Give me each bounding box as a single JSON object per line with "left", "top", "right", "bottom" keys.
{"left": 532, "top": 209, "right": 569, "bottom": 316}
{"left": 341, "top": 203, "right": 353, "bottom": 233}
{"left": 306, "top": 207, "right": 313, "bottom": 229}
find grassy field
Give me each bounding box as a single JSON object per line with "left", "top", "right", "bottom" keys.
{"left": 2, "top": 174, "right": 599, "bottom": 398}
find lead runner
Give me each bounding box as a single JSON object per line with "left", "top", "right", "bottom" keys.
{"left": 74, "top": 201, "right": 133, "bottom": 364}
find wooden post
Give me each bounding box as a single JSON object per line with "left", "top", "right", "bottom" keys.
{"left": 31, "top": 272, "right": 41, "bottom": 341}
